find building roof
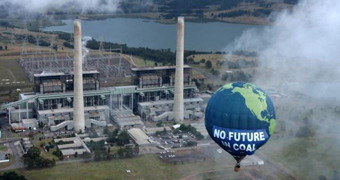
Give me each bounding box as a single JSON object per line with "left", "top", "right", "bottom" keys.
{"left": 131, "top": 65, "right": 191, "bottom": 71}
{"left": 56, "top": 137, "right": 83, "bottom": 149}
{"left": 127, "top": 128, "right": 150, "bottom": 146}
{"left": 34, "top": 70, "right": 99, "bottom": 77}
{"left": 38, "top": 105, "right": 109, "bottom": 115}
{"left": 22, "top": 119, "right": 37, "bottom": 126}
{"left": 11, "top": 123, "right": 24, "bottom": 129}
{"left": 144, "top": 127, "right": 171, "bottom": 134}
{"left": 114, "top": 113, "right": 144, "bottom": 128}
{"left": 172, "top": 124, "right": 181, "bottom": 129}
{"left": 60, "top": 148, "right": 87, "bottom": 156}
{"left": 138, "top": 98, "right": 203, "bottom": 107}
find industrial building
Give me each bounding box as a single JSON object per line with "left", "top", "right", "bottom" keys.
{"left": 1, "top": 65, "right": 204, "bottom": 131}
{"left": 0, "top": 18, "right": 206, "bottom": 132}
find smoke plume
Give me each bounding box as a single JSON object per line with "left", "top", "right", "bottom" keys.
{"left": 226, "top": 0, "right": 340, "bottom": 85}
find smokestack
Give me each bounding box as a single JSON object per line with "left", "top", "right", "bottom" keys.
{"left": 73, "top": 19, "right": 85, "bottom": 132}
{"left": 174, "top": 17, "right": 185, "bottom": 121}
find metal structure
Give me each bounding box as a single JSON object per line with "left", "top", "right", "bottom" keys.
{"left": 19, "top": 19, "right": 129, "bottom": 83}
{"left": 19, "top": 51, "right": 130, "bottom": 82}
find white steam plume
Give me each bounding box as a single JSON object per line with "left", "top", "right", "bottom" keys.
{"left": 225, "top": 0, "right": 340, "bottom": 85}
{"left": 82, "top": 36, "right": 92, "bottom": 63}
{"left": 0, "top": 0, "right": 122, "bottom": 14}
{"left": 224, "top": 0, "right": 340, "bottom": 178}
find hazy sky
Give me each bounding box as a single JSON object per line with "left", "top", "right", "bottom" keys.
{"left": 226, "top": 0, "right": 340, "bottom": 83}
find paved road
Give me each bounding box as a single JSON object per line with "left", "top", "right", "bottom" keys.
{"left": 0, "top": 120, "right": 24, "bottom": 170}
{"left": 4, "top": 142, "right": 24, "bottom": 170}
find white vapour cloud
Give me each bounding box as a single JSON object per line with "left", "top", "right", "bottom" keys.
{"left": 225, "top": 0, "right": 340, "bottom": 83}
{"left": 82, "top": 36, "right": 93, "bottom": 63}
{"left": 1, "top": 0, "right": 122, "bottom": 14}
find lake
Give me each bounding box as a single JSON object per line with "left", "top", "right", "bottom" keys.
{"left": 44, "top": 18, "right": 263, "bottom": 52}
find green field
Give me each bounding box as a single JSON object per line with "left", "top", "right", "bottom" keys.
{"left": 0, "top": 144, "right": 7, "bottom": 152}
{"left": 19, "top": 155, "right": 200, "bottom": 180}
{"left": 14, "top": 154, "right": 250, "bottom": 180}
{"left": 31, "top": 136, "right": 59, "bottom": 161}
{"left": 0, "top": 59, "right": 33, "bottom": 102}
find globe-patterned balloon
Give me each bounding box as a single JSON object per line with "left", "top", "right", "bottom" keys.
{"left": 205, "top": 82, "right": 276, "bottom": 158}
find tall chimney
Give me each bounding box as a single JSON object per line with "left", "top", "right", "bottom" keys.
{"left": 73, "top": 19, "right": 85, "bottom": 132}
{"left": 174, "top": 17, "right": 184, "bottom": 121}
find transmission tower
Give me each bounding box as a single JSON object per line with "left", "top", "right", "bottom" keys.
{"left": 99, "top": 36, "right": 104, "bottom": 53}
{"left": 35, "top": 35, "right": 42, "bottom": 55}
{"left": 10, "top": 31, "right": 16, "bottom": 44}
{"left": 39, "top": 19, "right": 43, "bottom": 33}
{"left": 21, "top": 20, "right": 29, "bottom": 57}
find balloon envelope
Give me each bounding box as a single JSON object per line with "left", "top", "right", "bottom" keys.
{"left": 205, "top": 82, "right": 276, "bottom": 159}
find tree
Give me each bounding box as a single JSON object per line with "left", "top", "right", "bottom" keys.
{"left": 74, "top": 152, "right": 78, "bottom": 158}
{"left": 24, "top": 147, "right": 55, "bottom": 168}
{"left": 222, "top": 73, "right": 229, "bottom": 81}
{"left": 185, "top": 141, "right": 197, "bottom": 147}
{"left": 133, "top": 145, "right": 139, "bottom": 155}
{"left": 205, "top": 60, "right": 212, "bottom": 68}
{"left": 25, "top": 147, "right": 40, "bottom": 159}
{"left": 81, "top": 152, "right": 91, "bottom": 159}
{"left": 179, "top": 124, "right": 188, "bottom": 131}
{"left": 116, "top": 131, "right": 131, "bottom": 146}
{"left": 118, "top": 147, "right": 124, "bottom": 157}
{"left": 125, "top": 146, "right": 134, "bottom": 158}
{"left": 103, "top": 126, "right": 109, "bottom": 135}
{"left": 107, "top": 129, "right": 119, "bottom": 144}
{"left": 0, "top": 171, "right": 28, "bottom": 180}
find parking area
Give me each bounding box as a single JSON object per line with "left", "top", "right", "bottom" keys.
{"left": 158, "top": 148, "right": 209, "bottom": 164}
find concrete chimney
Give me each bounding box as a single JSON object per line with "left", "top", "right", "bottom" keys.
{"left": 73, "top": 19, "right": 85, "bottom": 132}
{"left": 174, "top": 17, "right": 184, "bottom": 121}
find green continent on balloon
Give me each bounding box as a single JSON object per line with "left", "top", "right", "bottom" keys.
{"left": 219, "top": 82, "right": 276, "bottom": 134}
{"left": 232, "top": 83, "right": 269, "bottom": 122}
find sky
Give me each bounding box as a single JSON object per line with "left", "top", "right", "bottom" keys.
{"left": 0, "top": 0, "right": 123, "bottom": 14}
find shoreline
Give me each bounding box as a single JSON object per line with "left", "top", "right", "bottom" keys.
{"left": 77, "top": 13, "right": 270, "bottom": 26}
{"left": 46, "top": 14, "right": 269, "bottom": 30}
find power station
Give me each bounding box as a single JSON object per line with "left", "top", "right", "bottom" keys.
{"left": 0, "top": 17, "right": 207, "bottom": 132}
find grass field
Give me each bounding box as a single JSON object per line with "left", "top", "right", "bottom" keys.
{"left": 0, "top": 157, "right": 14, "bottom": 169}
{"left": 15, "top": 154, "right": 248, "bottom": 180}
{"left": 121, "top": 54, "right": 164, "bottom": 67}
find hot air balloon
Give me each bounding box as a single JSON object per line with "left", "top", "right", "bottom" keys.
{"left": 205, "top": 82, "right": 276, "bottom": 172}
